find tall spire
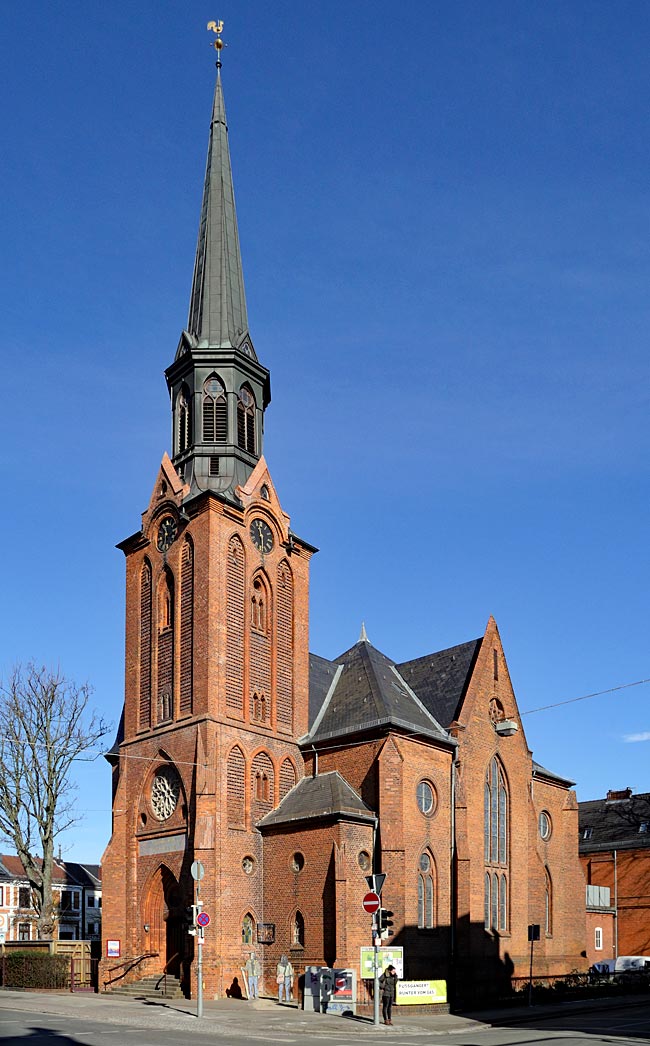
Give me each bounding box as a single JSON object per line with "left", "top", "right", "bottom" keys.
{"left": 165, "top": 47, "right": 270, "bottom": 504}
{"left": 187, "top": 69, "right": 251, "bottom": 352}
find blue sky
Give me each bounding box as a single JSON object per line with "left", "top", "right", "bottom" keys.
{"left": 1, "top": 1, "right": 648, "bottom": 862}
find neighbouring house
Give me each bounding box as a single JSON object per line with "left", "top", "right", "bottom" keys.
{"left": 0, "top": 855, "right": 101, "bottom": 942}
{"left": 579, "top": 788, "right": 650, "bottom": 963}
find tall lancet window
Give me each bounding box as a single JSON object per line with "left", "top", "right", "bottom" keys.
{"left": 237, "top": 386, "right": 256, "bottom": 454}
{"left": 177, "top": 386, "right": 191, "bottom": 454}
{"left": 484, "top": 756, "right": 509, "bottom": 932}
{"left": 202, "top": 375, "right": 227, "bottom": 443}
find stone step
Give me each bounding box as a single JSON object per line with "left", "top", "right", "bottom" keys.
{"left": 108, "top": 973, "right": 184, "bottom": 999}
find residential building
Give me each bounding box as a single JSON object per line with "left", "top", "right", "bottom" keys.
{"left": 0, "top": 856, "right": 101, "bottom": 942}
{"left": 580, "top": 788, "right": 650, "bottom": 962}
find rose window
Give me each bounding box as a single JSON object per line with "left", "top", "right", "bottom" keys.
{"left": 151, "top": 767, "right": 181, "bottom": 821}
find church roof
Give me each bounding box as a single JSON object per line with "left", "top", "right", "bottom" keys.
{"left": 397, "top": 638, "right": 483, "bottom": 727}
{"left": 186, "top": 70, "right": 251, "bottom": 353}
{"left": 579, "top": 790, "right": 650, "bottom": 854}
{"left": 304, "top": 638, "right": 453, "bottom": 747}
{"left": 257, "top": 771, "right": 376, "bottom": 829}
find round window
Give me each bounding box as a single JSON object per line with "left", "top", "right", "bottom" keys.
{"left": 291, "top": 852, "right": 305, "bottom": 873}
{"left": 539, "top": 811, "right": 552, "bottom": 840}
{"left": 150, "top": 766, "right": 181, "bottom": 821}
{"left": 419, "top": 853, "right": 431, "bottom": 873}
{"left": 358, "top": 850, "right": 371, "bottom": 871}
{"left": 416, "top": 780, "right": 436, "bottom": 816}
{"left": 242, "top": 856, "right": 255, "bottom": 875}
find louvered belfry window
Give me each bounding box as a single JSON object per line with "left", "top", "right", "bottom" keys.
{"left": 202, "top": 375, "right": 227, "bottom": 442}
{"left": 237, "top": 386, "right": 256, "bottom": 454}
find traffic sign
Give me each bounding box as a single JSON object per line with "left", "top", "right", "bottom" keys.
{"left": 365, "top": 873, "right": 386, "bottom": 896}
{"left": 362, "top": 891, "right": 381, "bottom": 914}
{"left": 196, "top": 911, "right": 210, "bottom": 927}
{"left": 191, "top": 860, "right": 205, "bottom": 881}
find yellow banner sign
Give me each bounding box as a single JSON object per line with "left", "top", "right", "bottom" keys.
{"left": 396, "top": 979, "right": 447, "bottom": 1005}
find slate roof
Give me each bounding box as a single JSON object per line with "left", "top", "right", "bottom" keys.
{"left": 397, "top": 638, "right": 482, "bottom": 728}
{"left": 186, "top": 71, "right": 251, "bottom": 354}
{"left": 257, "top": 771, "right": 376, "bottom": 829}
{"left": 532, "top": 760, "right": 575, "bottom": 788}
{"left": 61, "top": 862, "right": 101, "bottom": 890}
{"left": 304, "top": 639, "right": 453, "bottom": 747}
{"left": 579, "top": 791, "right": 650, "bottom": 854}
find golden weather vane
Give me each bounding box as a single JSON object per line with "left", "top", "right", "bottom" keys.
{"left": 207, "top": 20, "right": 225, "bottom": 53}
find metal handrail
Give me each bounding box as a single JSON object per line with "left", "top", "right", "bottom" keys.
{"left": 155, "top": 951, "right": 180, "bottom": 996}
{"left": 103, "top": 951, "right": 159, "bottom": 990}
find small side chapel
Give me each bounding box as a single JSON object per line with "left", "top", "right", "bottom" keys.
{"left": 100, "top": 53, "right": 586, "bottom": 1004}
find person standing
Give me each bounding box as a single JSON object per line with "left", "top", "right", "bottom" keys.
{"left": 276, "top": 955, "right": 294, "bottom": 1002}
{"left": 245, "top": 951, "right": 261, "bottom": 1000}
{"left": 379, "top": 964, "right": 398, "bottom": 1025}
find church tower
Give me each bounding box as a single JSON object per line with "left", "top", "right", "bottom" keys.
{"left": 101, "top": 48, "right": 315, "bottom": 998}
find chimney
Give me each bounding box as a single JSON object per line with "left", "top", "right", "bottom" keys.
{"left": 606, "top": 788, "right": 633, "bottom": 802}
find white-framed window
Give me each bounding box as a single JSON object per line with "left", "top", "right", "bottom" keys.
{"left": 595, "top": 926, "right": 603, "bottom": 950}
{"left": 18, "top": 922, "right": 30, "bottom": 941}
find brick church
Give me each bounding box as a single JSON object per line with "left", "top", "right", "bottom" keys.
{"left": 100, "top": 60, "right": 586, "bottom": 1004}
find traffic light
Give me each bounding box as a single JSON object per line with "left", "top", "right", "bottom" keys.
{"left": 379, "top": 909, "right": 394, "bottom": 939}
{"left": 184, "top": 905, "right": 198, "bottom": 936}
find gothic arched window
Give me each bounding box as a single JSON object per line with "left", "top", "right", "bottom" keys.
{"left": 177, "top": 386, "right": 191, "bottom": 454}
{"left": 484, "top": 757, "right": 509, "bottom": 931}
{"left": 242, "top": 912, "right": 254, "bottom": 945}
{"left": 545, "top": 868, "right": 552, "bottom": 935}
{"left": 417, "top": 851, "right": 435, "bottom": 929}
{"left": 202, "top": 375, "right": 227, "bottom": 443}
{"left": 237, "top": 386, "right": 256, "bottom": 454}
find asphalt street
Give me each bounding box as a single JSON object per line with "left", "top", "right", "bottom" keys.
{"left": 0, "top": 991, "right": 649, "bottom": 1046}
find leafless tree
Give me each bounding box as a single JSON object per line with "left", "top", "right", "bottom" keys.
{"left": 0, "top": 663, "right": 109, "bottom": 939}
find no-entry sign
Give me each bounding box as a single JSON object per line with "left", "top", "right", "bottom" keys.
{"left": 362, "top": 891, "right": 381, "bottom": 914}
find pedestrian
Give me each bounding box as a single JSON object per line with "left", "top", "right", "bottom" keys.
{"left": 276, "top": 954, "right": 294, "bottom": 1003}
{"left": 245, "top": 951, "right": 261, "bottom": 1000}
{"left": 379, "top": 964, "right": 398, "bottom": 1025}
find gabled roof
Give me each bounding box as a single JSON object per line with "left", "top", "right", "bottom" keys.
{"left": 579, "top": 791, "right": 650, "bottom": 853}
{"left": 0, "top": 855, "right": 87, "bottom": 887}
{"left": 257, "top": 771, "right": 376, "bottom": 830}
{"left": 397, "top": 638, "right": 482, "bottom": 727}
{"left": 61, "top": 862, "right": 101, "bottom": 890}
{"left": 305, "top": 639, "right": 452, "bottom": 747}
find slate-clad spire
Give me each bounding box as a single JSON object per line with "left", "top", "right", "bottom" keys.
{"left": 187, "top": 70, "right": 250, "bottom": 351}
{"left": 166, "top": 64, "right": 270, "bottom": 503}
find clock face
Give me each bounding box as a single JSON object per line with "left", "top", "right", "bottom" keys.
{"left": 250, "top": 517, "right": 274, "bottom": 554}
{"left": 157, "top": 516, "right": 177, "bottom": 552}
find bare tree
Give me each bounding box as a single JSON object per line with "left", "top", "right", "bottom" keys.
{"left": 0, "top": 663, "right": 109, "bottom": 939}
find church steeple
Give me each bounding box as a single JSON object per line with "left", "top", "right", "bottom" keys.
{"left": 187, "top": 71, "right": 250, "bottom": 352}
{"left": 165, "top": 60, "right": 271, "bottom": 503}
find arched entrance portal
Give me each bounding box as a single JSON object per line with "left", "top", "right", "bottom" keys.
{"left": 142, "top": 865, "right": 187, "bottom": 982}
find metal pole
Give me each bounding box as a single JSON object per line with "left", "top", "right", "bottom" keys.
{"left": 527, "top": 936, "right": 534, "bottom": 1007}
{"left": 373, "top": 936, "right": 380, "bottom": 1026}
{"left": 196, "top": 883, "right": 203, "bottom": 1018}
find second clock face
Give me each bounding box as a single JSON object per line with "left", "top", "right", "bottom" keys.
{"left": 157, "top": 516, "right": 177, "bottom": 552}
{"left": 250, "top": 517, "right": 274, "bottom": 554}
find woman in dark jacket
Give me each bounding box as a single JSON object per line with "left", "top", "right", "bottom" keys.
{"left": 379, "top": 964, "right": 398, "bottom": 1025}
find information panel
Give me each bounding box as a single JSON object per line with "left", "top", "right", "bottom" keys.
{"left": 359, "top": 947, "right": 404, "bottom": 978}
{"left": 396, "top": 979, "right": 447, "bottom": 1004}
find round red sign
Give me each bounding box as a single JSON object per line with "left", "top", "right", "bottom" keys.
{"left": 362, "top": 891, "right": 381, "bottom": 913}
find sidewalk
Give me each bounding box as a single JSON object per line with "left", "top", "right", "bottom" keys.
{"left": 0, "top": 987, "right": 641, "bottom": 1039}
{"left": 0, "top": 989, "right": 487, "bottom": 1037}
